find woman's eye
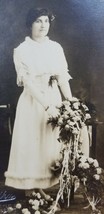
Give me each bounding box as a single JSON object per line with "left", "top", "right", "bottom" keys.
{"left": 36, "top": 19, "right": 40, "bottom": 23}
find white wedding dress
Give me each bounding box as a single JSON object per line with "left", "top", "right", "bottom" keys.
{"left": 5, "top": 37, "right": 72, "bottom": 189}
{"left": 5, "top": 37, "right": 89, "bottom": 190}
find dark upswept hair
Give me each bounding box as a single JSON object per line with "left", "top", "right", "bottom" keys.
{"left": 26, "top": 8, "right": 55, "bottom": 28}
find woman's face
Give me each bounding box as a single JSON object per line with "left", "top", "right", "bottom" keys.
{"left": 31, "top": 15, "right": 50, "bottom": 39}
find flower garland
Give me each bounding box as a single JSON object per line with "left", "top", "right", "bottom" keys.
{"left": 3, "top": 191, "right": 53, "bottom": 214}
{"left": 47, "top": 97, "right": 104, "bottom": 214}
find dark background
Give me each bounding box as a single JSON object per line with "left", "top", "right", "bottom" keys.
{"left": 0, "top": 0, "right": 104, "bottom": 177}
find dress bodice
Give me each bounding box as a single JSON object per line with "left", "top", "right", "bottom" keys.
{"left": 13, "top": 36, "right": 72, "bottom": 87}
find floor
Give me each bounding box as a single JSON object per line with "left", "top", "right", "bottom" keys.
{"left": 0, "top": 181, "right": 103, "bottom": 214}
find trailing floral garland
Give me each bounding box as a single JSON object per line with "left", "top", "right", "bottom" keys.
{"left": 47, "top": 97, "right": 104, "bottom": 214}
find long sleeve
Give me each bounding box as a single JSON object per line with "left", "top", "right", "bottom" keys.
{"left": 13, "top": 49, "right": 49, "bottom": 109}
{"left": 58, "top": 79, "right": 72, "bottom": 100}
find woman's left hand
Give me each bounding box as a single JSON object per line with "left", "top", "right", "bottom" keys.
{"left": 46, "top": 105, "right": 60, "bottom": 118}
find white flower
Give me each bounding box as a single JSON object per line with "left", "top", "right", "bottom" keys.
{"left": 78, "top": 163, "right": 83, "bottom": 168}
{"left": 96, "top": 167, "right": 102, "bottom": 175}
{"left": 73, "top": 102, "right": 79, "bottom": 110}
{"left": 83, "top": 163, "right": 89, "bottom": 169}
{"left": 22, "top": 209, "right": 31, "bottom": 214}
{"left": 93, "top": 174, "right": 100, "bottom": 180}
{"left": 63, "top": 113, "right": 69, "bottom": 119}
{"left": 93, "top": 159, "right": 99, "bottom": 168}
{"left": 32, "top": 206, "right": 35, "bottom": 210}
{"left": 85, "top": 113, "right": 91, "bottom": 119}
{"left": 32, "top": 191, "right": 36, "bottom": 197}
{"left": 69, "top": 110, "right": 75, "bottom": 117}
{"left": 68, "top": 121, "right": 75, "bottom": 126}
{"left": 55, "top": 160, "right": 60, "bottom": 167}
{"left": 58, "top": 118, "right": 63, "bottom": 125}
{"left": 36, "top": 193, "right": 41, "bottom": 199}
{"left": 32, "top": 205, "right": 39, "bottom": 210}
{"left": 16, "top": 203, "right": 22, "bottom": 209}
{"left": 65, "top": 106, "right": 71, "bottom": 112}
{"left": 7, "top": 207, "right": 14, "bottom": 213}
{"left": 22, "top": 208, "right": 28, "bottom": 213}
{"left": 29, "top": 199, "right": 34, "bottom": 205}
{"left": 65, "top": 124, "right": 70, "bottom": 130}
{"left": 82, "top": 104, "right": 89, "bottom": 111}
{"left": 40, "top": 199, "right": 44, "bottom": 205}
{"left": 76, "top": 153, "right": 80, "bottom": 158}
{"left": 72, "top": 128, "right": 79, "bottom": 134}
{"left": 73, "top": 116, "right": 80, "bottom": 121}
{"left": 63, "top": 100, "right": 70, "bottom": 106}
{"left": 35, "top": 210, "right": 41, "bottom": 214}
{"left": 87, "top": 157, "right": 94, "bottom": 164}
{"left": 80, "top": 156, "right": 87, "bottom": 163}
{"left": 32, "top": 199, "right": 40, "bottom": 207}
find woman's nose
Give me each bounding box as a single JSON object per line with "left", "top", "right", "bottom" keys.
{"left": 41, "top": 22, "right": 46, "bottom": 28}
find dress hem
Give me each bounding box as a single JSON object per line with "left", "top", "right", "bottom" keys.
{"left": 5, "top": 176, "right": 59, "bottom": 190}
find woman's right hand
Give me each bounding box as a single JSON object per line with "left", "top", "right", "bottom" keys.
{"left": 46, "top": 105, "right": 60, "bottom": 118}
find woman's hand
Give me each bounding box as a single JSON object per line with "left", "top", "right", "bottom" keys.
{"left": 46, "top": 105, "right": 60, "bottom": 118}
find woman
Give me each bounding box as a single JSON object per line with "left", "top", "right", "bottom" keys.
{"left": 5, "top": 8, "right": 72, "bottom": 199}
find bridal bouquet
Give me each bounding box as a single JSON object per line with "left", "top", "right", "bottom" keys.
{"left": 48, "top": 97, "right": 91, "bottom": 176}
{"left": 48, "top": 97, "right": 90, "bottom": 142}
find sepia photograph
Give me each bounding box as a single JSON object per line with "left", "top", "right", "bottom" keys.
{"left": 0, "top": 0, "right": 104, "bottom": 213}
